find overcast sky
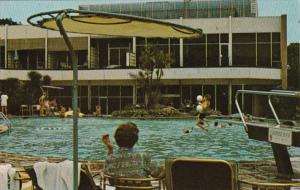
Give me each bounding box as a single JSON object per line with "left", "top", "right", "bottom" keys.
{"left": 0, "top": 0, "right": 299, "bottom": 43}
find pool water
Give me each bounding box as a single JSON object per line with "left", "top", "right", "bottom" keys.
{"left": 0, "top": 117, "right": 299, "bottom": 161}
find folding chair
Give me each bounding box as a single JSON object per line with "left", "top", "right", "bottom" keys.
{"left": 165, "top": 158, "right": 237, "bottom": 190}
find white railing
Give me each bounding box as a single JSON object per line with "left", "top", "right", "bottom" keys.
{"left": 235, "top": 90, "right": 300, "bottom": 132}
{"left": 0, "top": 112, "right": 11, "bottom": 134}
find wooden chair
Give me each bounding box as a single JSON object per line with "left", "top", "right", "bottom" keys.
{"left": 165, "top": 158, "right": 237, "bottom": 190}
{"left": 101, "top": 174, "right": 165, "bottom": 190}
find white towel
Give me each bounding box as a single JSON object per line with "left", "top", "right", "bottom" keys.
{"left": 0, "top": 164, "right": 12, "bottom": 190}
{"left": 34, "top": 161, "right": 59, "bottom": 190}
{"left": 34, "top": 161, "right": 81, "bottom": 190}
{"left": 8, "top": 168, "right": 20, "bottom": 190}
{"left": 58, "top": 160, "right": 81, "bottom": 190}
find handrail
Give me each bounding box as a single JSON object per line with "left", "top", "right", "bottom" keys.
{"left": 235, "top": 90, "right": 300, "bottom": 132}
{"left": 0, "top": 112, "right": 11, "bottom": 134}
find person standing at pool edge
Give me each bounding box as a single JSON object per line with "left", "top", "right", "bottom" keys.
{"left": 102, "top": 122, "right": 164, "bottom": 179}
{"left": 39, "top": 92, "right": 46, "bottom": 116}
{"left": 1, "top": 92, "right": 8, "bottom": 115}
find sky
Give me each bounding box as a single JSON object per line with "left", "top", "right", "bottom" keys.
{"left": 0, "top": 0, "right": 299, "bottom": 43}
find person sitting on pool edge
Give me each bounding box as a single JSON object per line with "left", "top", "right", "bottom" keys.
{"left": 102, "top": 122, "right": 164, "bottom": 183}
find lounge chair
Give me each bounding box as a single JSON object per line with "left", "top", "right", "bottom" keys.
{"left": 101, "top": 174, "right": 165, "bottom": 190}
{"left": 23, "top": 164, "right": 100, "bottom": 190}
{"left": 165, "top": 158, "right": 237, "bottom": 190}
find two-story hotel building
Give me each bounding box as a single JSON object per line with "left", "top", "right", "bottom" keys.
{"left": 0, "top": 0, "right": 287, "bottom": 115}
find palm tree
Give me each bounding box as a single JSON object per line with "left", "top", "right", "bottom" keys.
{"left": 130, "top": 45, "right": 174, "bottom": 109}
{"left": 1, "top": 78, "right": 24, "bottom": 114}
{"left": 26, "top": 71, "right": 42, "bottom": 105}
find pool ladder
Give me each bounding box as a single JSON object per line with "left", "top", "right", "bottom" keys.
{"left": 0, "top": 112, "right": 11, "bottom": 135}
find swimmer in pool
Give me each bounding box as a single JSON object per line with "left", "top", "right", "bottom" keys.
{"left": 214, "top": 121, "right": 225, "bottom": 128}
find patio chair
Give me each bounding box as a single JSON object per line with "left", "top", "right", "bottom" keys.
{"left": 23, "top": 164, "right": 100, "bottom": 190}
{"left": 31, "top": 105, "right": 40, "bottom": 116}
{"left": 101, "top": 174, "right": 165, "bottom": 190}
{"left": 165, "top": 158, "right": 237, "bottom": 190}
{"left": 20, "top": 105, "right": 30, "bottom": 115}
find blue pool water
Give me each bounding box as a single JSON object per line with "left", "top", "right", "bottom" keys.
{"left": 0, "top": 117, "right": 299, "bottom": 161}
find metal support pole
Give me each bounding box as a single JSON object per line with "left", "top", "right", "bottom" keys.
{"left": 268, "top": 95, "right": 280, "bottom": 125}
{"left": 55, "top": 12, "right": 78, "bottom": 190}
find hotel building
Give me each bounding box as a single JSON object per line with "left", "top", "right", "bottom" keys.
{"left": 0, "top": 0, "right": 287, "bottom": 115}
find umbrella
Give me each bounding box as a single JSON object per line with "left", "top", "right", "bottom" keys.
{"left": 28, "top": 9, "right": 202, "bottom": 190}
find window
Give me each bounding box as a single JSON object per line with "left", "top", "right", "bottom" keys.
{"left": 232, "top": 44, "right": 256, "bottom": 66}
{"left": 233, "top": 33, "right": 256, "bottom": 43}
{"left": 108, "top": 86, "right": 120, "bottom": 97}
{"left": 257, "top": 45, "right": 271, "bottom": 67}
{"left": 232, "top": 33, "right": 256, "bottom": 67}
{"left": 207, "top": 44, "right": 219, "bottom": 67}
{"left": 121, "top": 86, "right": 133, "bottom": 97}
{"left": 184, "top": 44, "right": 206, "bottom": 67}
{"left": 272, "top": 43, "right": 281, "bottom": 68}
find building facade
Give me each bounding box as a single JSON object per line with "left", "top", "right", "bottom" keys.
{"left": 0, "top": 0, "right": 287, "bottom": 115}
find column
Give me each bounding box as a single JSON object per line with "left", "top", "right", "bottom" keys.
{"left": 214, "top": 84, "right": 217, "bottom": 111}
{"left": 4, "top": 24, "right": 8, "bottom": 68}
{"left": 242, "top": 84, "right": 245, "bottom": 110}
{"left": 180, "top": 17, "right": 184, "bottom": 67}
{"left": 87, "top": 83, "right": 91, "bottom": 113}
{"left": 87, "top": 35, "right": 91, "bottom": 68}
{"left": 228, "top": 16, "right": 232, "bottom": 66}
{"left": 133, "top": 84, "right": 137, "bottom": 105}
{"left": 180, "top": 38, "right": 183, "bottom": 67}
{"left": 132, "top": 37, "right": 136, "bottom": 54}
{"left": 45, "top": 29, "right": 48, "bottom": 69}
{"left": 228, "top": 81, "right": 232, "bottom": 115}
{"left": 280, "top": 15, "right": 288, "bottom": 89}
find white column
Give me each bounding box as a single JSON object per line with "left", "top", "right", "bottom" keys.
{"left": 133, "top": 85, "right": 137, "bottom": 105}
{"left": 4, "top": 24, "right": 8, "bottom": 68}
{"left": 45, "top": 29, "right": 48, "bottom": 69}
{"left": 132, "top": 37, "right": 136, "bottom": 54}
{"left": 108, "top": 43, "right": 110, "bottom": 66}
{"left": 228, "top": 81, "right": 232, "bottom": 114}
{"left": 87, "top": 83, "right": 91, "bottom": 112}
{"left": 180, "top": 17, "right": 184, "bottom": 67}
{"left": 214, "top": 84, "right": 217, "bottom": 111}
{"left": 87, "top": 35, "right": 91, "bottom": 68}
{"left": 242, "top": 84, "right": 245, "bottom": 110}
{"left": 228, "top": 16, "right": 232, "bottom": 66}
{"left": 180, "top": 39, "right": 183, "bottom": 67}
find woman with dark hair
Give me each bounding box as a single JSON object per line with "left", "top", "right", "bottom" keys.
{"left": 102, "top": 122, "right": 163, "bottom": 178}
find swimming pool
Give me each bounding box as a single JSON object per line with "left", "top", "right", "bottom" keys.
{"left": 0, "top": 117, "right": 299, "bottom": 161}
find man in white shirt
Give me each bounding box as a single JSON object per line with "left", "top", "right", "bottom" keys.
{"left": 1, "top": 93, "right": 8, "bottom": 115}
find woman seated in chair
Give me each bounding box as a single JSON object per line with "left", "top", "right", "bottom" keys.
{"left": 102, "top": 122, "right": 164, "bottom": 187}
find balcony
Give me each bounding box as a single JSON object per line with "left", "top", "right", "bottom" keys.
{"left": 0, "top": 67, "right": 281, "bottom": 81}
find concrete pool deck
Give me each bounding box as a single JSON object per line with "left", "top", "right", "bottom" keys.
{"left": 1, "top": 152, "right": 300, "bottom": 189}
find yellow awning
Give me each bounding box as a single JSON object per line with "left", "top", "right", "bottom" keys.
{"left": 28, "top": 9, "right": 202, "bottom": 39}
